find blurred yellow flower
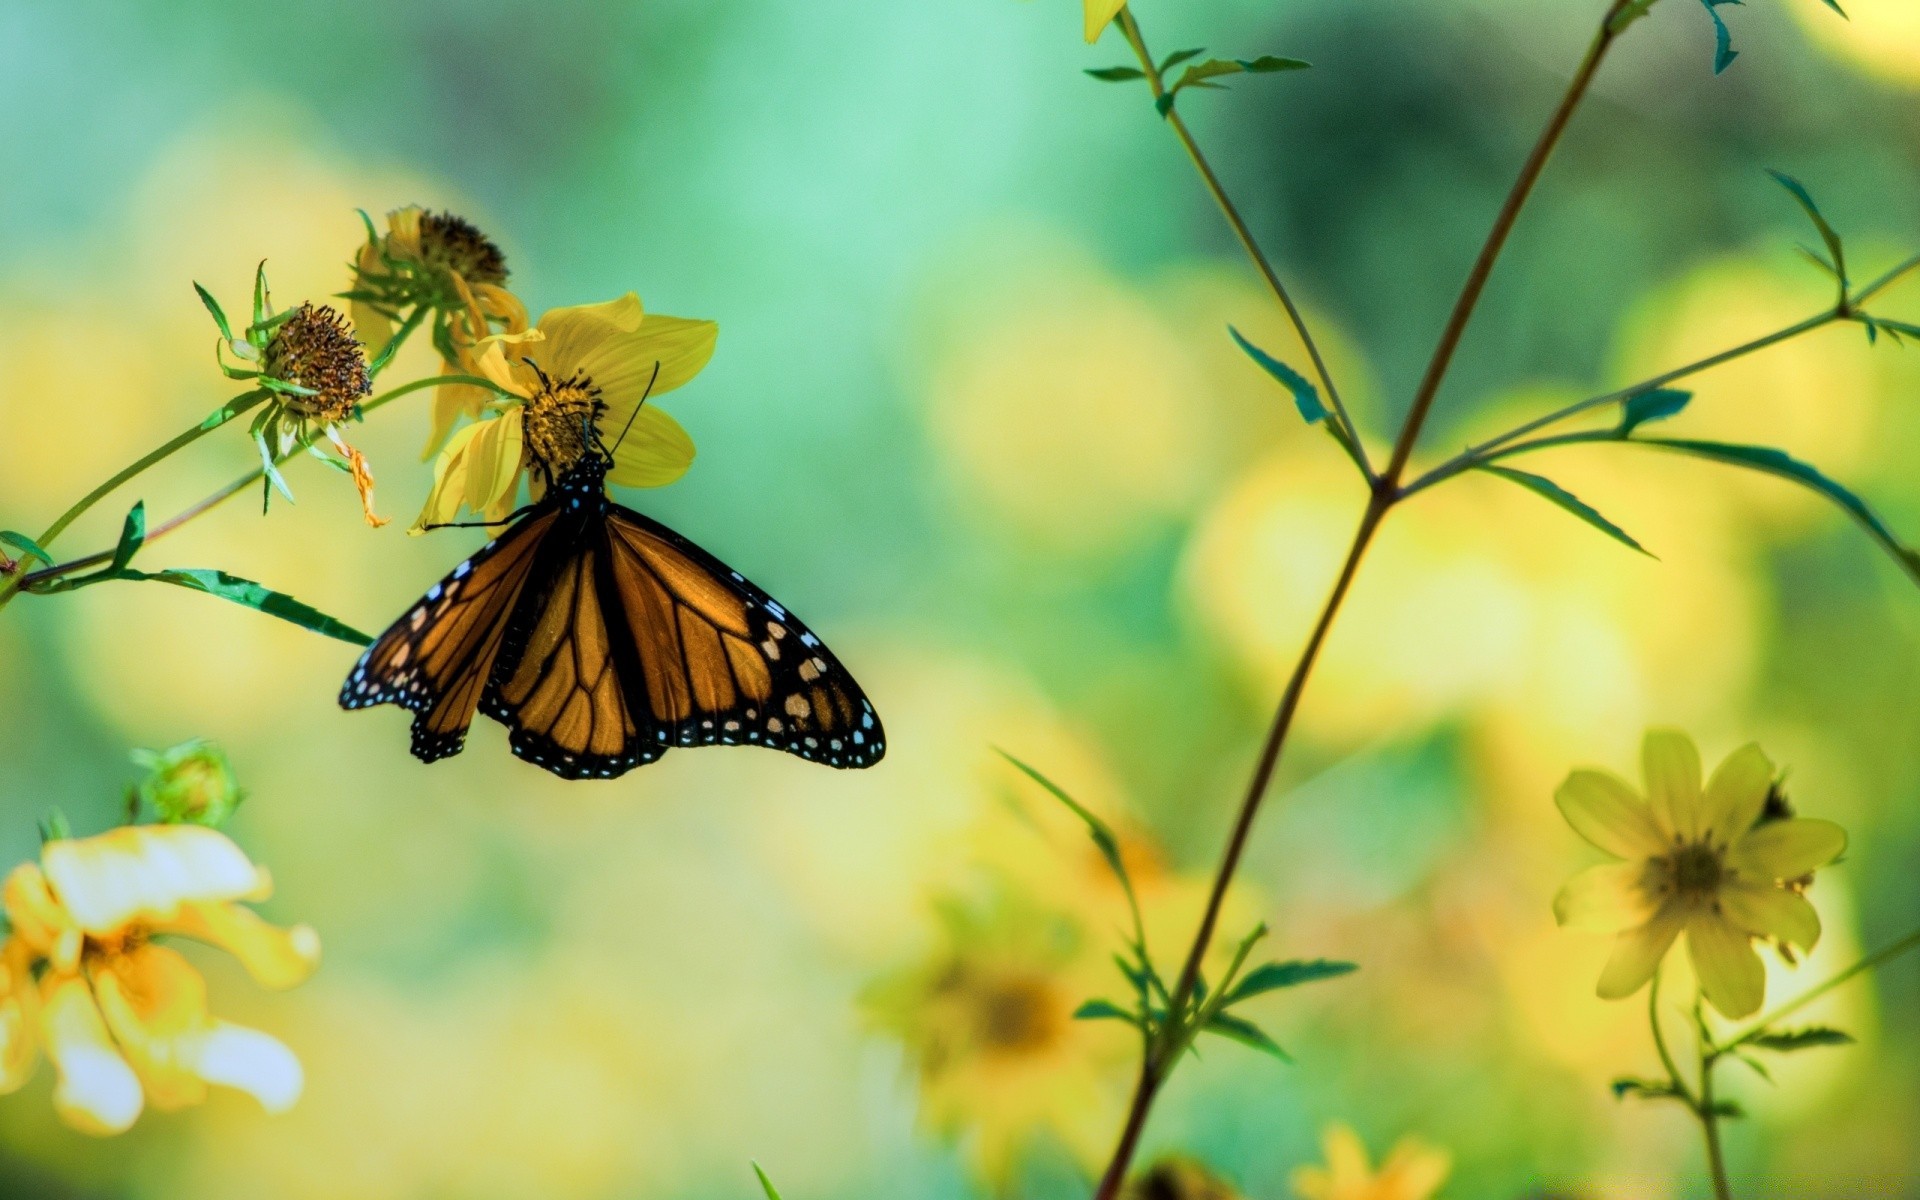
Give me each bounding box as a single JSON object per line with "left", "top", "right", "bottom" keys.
{"left": 412, "top": 293, "right": 714, "bottom": 532}
{"left": 0, "top": 825, "right": 319, "bottom": 1135}
{"left": 1790, "top": 0, "right": 1920, "bottom": 89}
{"left": 1290, "top": 1123, "right": 1450, "bottom": 1200}
{"left": 1552, "top": 730, "right": 1846, "bottom": 1018}
{"left": 349, "top": 205, "right": 531, "bottom": 455}
{"left": 864, "top": 886, "right": 1125, "bottom": 1188}
{"left": 1085, "top": 0, "right": 1127, "bottom": 42}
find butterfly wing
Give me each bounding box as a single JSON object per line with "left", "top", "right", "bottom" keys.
{"left": 595, "top": 504, "right": 885, "bottom": 769}
{"left": 339, "top": 511, "right": 557, "bottom": 762}
{"left": 477, "top": 516, "right": 665, "bottom": 780}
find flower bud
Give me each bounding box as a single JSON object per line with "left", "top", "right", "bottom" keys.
{"left": 131, "top": 739, "right": 244, "bottom": 827}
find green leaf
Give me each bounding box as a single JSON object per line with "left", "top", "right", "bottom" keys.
{"left": 1159, "top": 56, "right": 1310, "bottom": 112}
{"left": 1630, "top": 438, "right": 1920, "bottom": 585}
{"left": 1158, "top": 47, "right": 1205, "bottom": 73}
{"left": 194, "top": 283, "right": 234, "bottom": 341}
{"left": 1073, "top": 999, "right": 1140, "bottom": 1024}
{"left": 995, "top": 749, "right": 1131, "bottom": 894}
{"left": 110, "top": 502, "right": 147, "bottom": 572}
{"left": 0, "top": 531, "right": 54, "bottom": 568}
{"left": 38, "top": 809, "right": 72, "bottom": 844}
{"left": 1702, "top": 0, "right": 1741, "bottom": 74}
{"left": 251, "top": 260, "right": 271, "bottom": 330}
{"left": 1224, "top": 959, "right": 1358, "bottom": 1005}
{"left": 752, "top": 1163, "right": 785, "bottom": 1200}
{"left": 135, "top": 568, "right": 372, "bottom": 645}
{"left": 1734, "top": 1051, "right": 1775, "bottom": 1083}
{"left": 1750, "top": 1026, "right": 1855, "bottom": 1052}
{"left": 198, "top": 389, "right": 268, "bottom": 433}
{"left": 1478, "top": 466, "right": 1652, "bottom": 557}
{"left": 1608, "top": 0, "right": 1664, "bottom": 34}
{"left": 1229, "top": 326, "right": 1327, "bottom": 424}
{"left": 1085, "top": 66, "right": 1147, "bottom": 82}
{"left": 1618, "top": 387, "right": 1692, "bottom": 435}
{"left": 1238, "top": 55, "right": 1312, "bottom": 74}
{"left": 1200, "top": 1010, "right": 1291, "bottom": 1061}
{"left": 1819, "top": 0, "right": 1846, "bottom": 15}
{"left": 1612, "top": 1076, "right": 1683, "bottom": 1102}
{"left": 1768, "top": 170, "right": 1846, "bottom": 289}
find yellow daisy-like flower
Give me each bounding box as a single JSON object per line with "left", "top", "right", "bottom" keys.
{"left": 412, "top": 293, "right": 716, "bottom": 533}
{"left": 0, "top": 825, "right": 320, "bottom": 1135}
{"left": 865, "top": 887, "right": 1124, "bottom": 1188}
{"left": 348, "top": 205, "right": 531, "bottom": 456}
{"left": 1552, "top": 730, "right": 1847, "bottom": 1019}
{"left": 1291, "top": 1123, "right": 1451, "bottom": 1200}
{"left": 1085, "top": 0, "right": 1128, "bottom": 42}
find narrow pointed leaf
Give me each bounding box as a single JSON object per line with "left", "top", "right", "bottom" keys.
{"left": 995, "top": 749, "right": 1130, "bottom": 891}
{"left": 1224, "top": 959, "right": 1358, "bottom": 1005}
{"left": 1750, "top": 1026, "right": 1855, "bottom": 1052}
{"left": 1073, "top": 999, "right": 1140, "bottom": 1024}
{"left": 1238, "top": 55, "right": 1311, "bottom": 74}
{"left": 110, "top": 502, "right": 146, "bottom": 572}
{"left": 1618, "top": 388, "right": 1692, "bottom": 435}
{"left": 193, "top": 283, "right": 234, "bottom": 341}
{"left": 1201, "top": 1011, "right": 1292, "bottom": 1061}
{"left": 752, "top": 1164, "right": 785, "bottom": 1200}
{"left": 1479, "top": 466, "right": 1652, "bottom": 557}
{"left": 1229, "top": 326, "right": 1327, "bottom": 424}
{"left": 1702, "top": 0, "right": 1741, "bottom": 74}
{"left": 132, "top": 568, "right": 372, "bottom": 644}
{"left": 1159, "top": 47, "right": 1205, "bottom": 72}
{"left": 0, "top": 531, "right": 54, "bottom": 568}
{"left": 1768, "top": 170, "right": 1846, "bottom": 287}
{"left": 1086, "top": 66, "right": 1147, "bottom": 81}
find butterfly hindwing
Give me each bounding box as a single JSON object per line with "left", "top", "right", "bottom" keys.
{"left": 601, "top": 506, "right": 886, "bottom": 769}
{"left": 339, "top": 512, "right": 557, "bottom": 761}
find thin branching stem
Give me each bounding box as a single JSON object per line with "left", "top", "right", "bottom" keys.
{"left": 1115, "top": 9, "right": 1370, "bottom": 481}
{"left": 1717, "top": 925, "right": 1920, "bottom": 1054}
{"left": 1088, "top": 5, "right": 1634, "bottom": 1195}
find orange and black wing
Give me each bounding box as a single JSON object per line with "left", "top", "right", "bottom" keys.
{"left": 587, "top": 505, "right": 885, "bottom": 769}
{"left": 475, "top": 516, "right": 666, "bottom": 779}
{"left": 339, "top": 512, "right": 557, "bottom": 762}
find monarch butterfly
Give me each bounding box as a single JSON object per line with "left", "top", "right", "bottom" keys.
{"left": 339, "top": 445, "right": 885, "bottom": 779}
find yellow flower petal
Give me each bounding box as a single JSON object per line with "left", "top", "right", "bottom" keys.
{"left": 40, "top": 826, "right": 267, "bottom": 935}
{"left": 162, "top": 902, "right": 321, "bottom": 991}
{"left": 39, "top": 973, "right": 143, "bottom": 1136}
{"left": 1720, "top": 880, "right": 1821, "bottom": 951}
{"left": 466, "top": 406, "right": 527, "bottom": 519}
{"left": 179, "top": 1021, "right": 303, "bottom": 1114}
{"left": 1688, "top": 914, "right": 1765, "bottom": 1018}
{"left": 0, "top": 940, "right": 39, "bottom": 1094}
{"left": 606, "top": 407, "right": 696, "bottom": 489}
{"left": 91, "top": 943, "right": 212, "bottom": 1111}
{"left": 1596, "top": 909, "right": 1683, "bottom": 1000}
{"left": 1641, "top": 729, "right": 1703, "bottom": 841}
{"left": 349, "top": 240, "right": 394, "bottom": 357}
{"left": 412, "top": 419, "right": 484, "bottom": 534}
{"left": 1377, "top": 1137, "right": 1452, "bottom": 1200}
{"left": 579, "top": 315, "right": 718, "bottom": 416}
{"left": 386, "top": 205, "right": 425, "bottom": 260}
{"left": 1732, "top": 818, "right": 1847, "bottom": 882}
{"left": 1702, "top": 743, "right": 1774, "bottom": 848}
{"left": 537, "top": 294, "right": 647, "bottom": 373}
{"left": 3, "top": 863, "right": 83, "bottom": 971}
{"left": 423, "top": 361, "right": 495, "bottom": 460}
{"left": 1553, "top": 862, "right": 1658, "bottom": 933}
{"left": 1554, "top": 769, "right": 1666, "bottom": 859}
{"left": 470, "top": 282, "right": 529, "bottom": 332}
{"left": 1085, "top": 0, "right": 1127, "bottom": 43}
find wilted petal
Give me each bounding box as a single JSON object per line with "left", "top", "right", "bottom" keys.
{"left": 1084, "top": 0, "right": 1127, "bottom": 42}
{"left": 607, "top": 407, "right": 696, "bottom": 489}
{"left": 1720, "top": 880, "right": 1821, "bottom": 951}
{"left": 1732, "top": 818, "right": 1847, "bottom": 882}
{"left": 1554, "top": 862, "right": 1659, "bottom": 933}
{"left": 1642, "top": 729, "right": 1703, "bottom": 841}
{"left": 91, "top": 943, "right": 211, "bottom": 1111}
{"left": 1554, "top": 769, "right": 1666, "bottom": 858}
{"left": 164, "top": 902, "right": 320, "bottom": 990}
{"left": 41, "top": 826, "right": 267, "bottom": 935}
{"left": 1596, "top": 909, "right": 1683, "bottom": 1000}
{"left": 181, "top": 1022, "right": 304, "bottom": 1113}
{"left": 1688, "top": 914, "right": 1766, "bottom": 1018}
{"left": 1702, "top": 743, "right": 1774, "bottom": 848}
{"left": 39, "top": 973, "right": 142, "bottom": 1136}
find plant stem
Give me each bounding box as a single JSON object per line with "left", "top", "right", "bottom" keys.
{"left": 1719, "top": 925, "right": 1920, "bottom": 1053}
{"left": 1698, "top": 1051, "right": 1734, "bottom": 1200}
{"left": 1116, "top": 8, "right": 1369, "bottom": 480}
{"left": 1087, "top": 6, "right": 1632, "bottom": 1194}
{"left": 15, "top": 373, "right": 498, "bottom": 590}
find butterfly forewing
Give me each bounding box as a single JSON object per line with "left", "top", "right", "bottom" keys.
{"left": 339, "top": 512, "right": 556, "bottom": 761}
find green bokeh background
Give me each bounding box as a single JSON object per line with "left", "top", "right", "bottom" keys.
{"left": 1, "top": 0, "right": 1918, "bottom": 1197}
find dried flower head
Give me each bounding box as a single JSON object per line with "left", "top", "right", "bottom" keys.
{"left": 265, "top": 303, "right": 371, "bottom": 425}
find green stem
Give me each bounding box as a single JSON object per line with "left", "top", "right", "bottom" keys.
{"left": 1718, "top": 925, "right": 1920, "bottom": 1054}
{"left": 369, "top": 305, "right": 428, "bottom": 380}
{"left": 1116, "top": 8, "right": 1370, "bottom": 480}
{"left": 1648, "top": 968, "right": 1694, "bottom": 1104}
{"left": 15, "top": 374, "right": 501, "bottom": 590}
{"left": 1694, "top": 998, "right": 1735, "bottom": 1200}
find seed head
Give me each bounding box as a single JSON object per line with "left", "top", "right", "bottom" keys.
{"left": 266, "top": 303, "right": 371, "bottom": 425}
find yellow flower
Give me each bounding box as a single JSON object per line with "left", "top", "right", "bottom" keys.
{"left": 864, "top": 886, "right": 1125, "bottom": 1188}
{"left": 1085, "top": 0, "right": 1127, "bottom": 42}
{"left": 1290, "top": 1123, "right": 1451, "bottom": 1200}
{"left": 412, "top": 293, "right": 715, "bottom": 532}
{"left": 1127, "top": 1156, "right": 1245, "bottom": 1200}
{"left": 1552, "top": 730, "right": 1847, "bottom": 1018}
{"left": 348, "top": 205, "right": 531, "bottom": 456}
{"left": 0, "top": 825, "right": 320, "bottom": 1135}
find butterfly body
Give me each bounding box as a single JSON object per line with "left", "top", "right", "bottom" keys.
{"left": 341, "top": 454, "right": 885, "bottom": 779}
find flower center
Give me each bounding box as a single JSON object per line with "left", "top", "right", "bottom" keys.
{"left": 970, "top": 971, "right": 1065, "bottom": 1056}
{"left": 523, "top": 371, "right": 605, "bottom": 478}
{"left": 418, "top": 211, "right": 509, "bottom": 288}
{"left": 1663, "top": 841, "right": 1726, "bottom": 904}
{"left": 266, "top": 303, "right": 371, "bottom": 425}
{"left": 84, "top": 923, "right": 151, "bottom": 963}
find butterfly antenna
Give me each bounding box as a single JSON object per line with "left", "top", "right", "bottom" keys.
{"left": 608, "top": 360, "right": 663, "bottom": 457}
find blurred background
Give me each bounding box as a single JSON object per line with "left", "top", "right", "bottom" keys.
{"left": 1, "top": 0, "right": 1918, "bottom": 1196}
